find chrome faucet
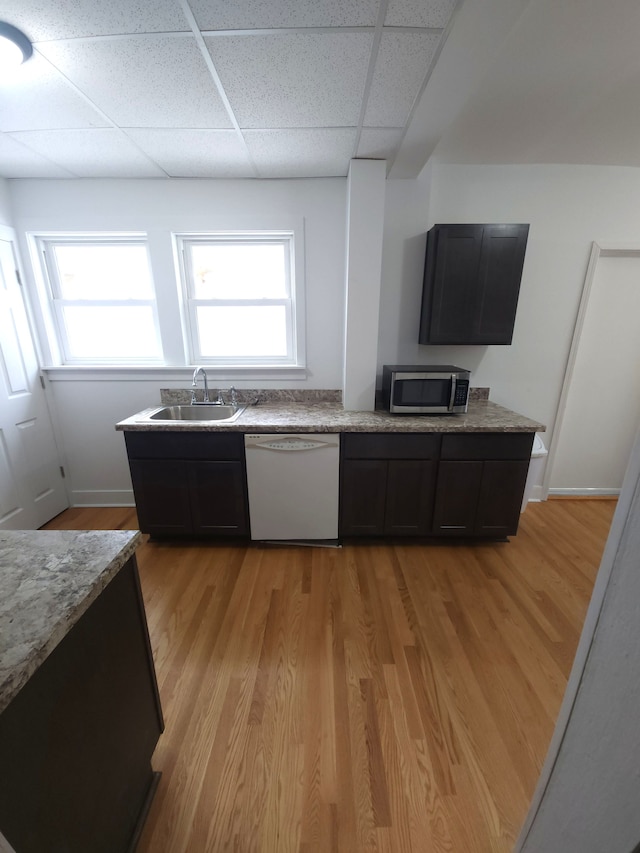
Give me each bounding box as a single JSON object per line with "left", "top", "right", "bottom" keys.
{"left": 228, "top": 386, "right": 238, "bottom": 406}
{"left": 191, "top": 366, "right": 210, "bottom": 404}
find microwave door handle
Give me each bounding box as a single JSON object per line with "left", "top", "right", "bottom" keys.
{"left": 448, "top": 376, "right": 457, "bottom": 411}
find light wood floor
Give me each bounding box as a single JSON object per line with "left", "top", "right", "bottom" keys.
{"left": 43, "top": 500, "right": 616, "bottom": 853}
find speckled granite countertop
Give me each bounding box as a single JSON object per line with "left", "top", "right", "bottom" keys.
{"left": 0, "top": 530, "right": 141, "bottom": 715}
{"left": 116, "top": 400, "right": 545, "bottom": 434}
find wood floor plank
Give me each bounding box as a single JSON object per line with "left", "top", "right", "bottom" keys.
{"left": 40, "top": 499, "right": 616, "bottom": 852}
{"left": 330, "top": 561, "right": 374, "bottom": 852}
{"left": 382, "top": 664, "right": 448, "bottom": 852}
{"left": 299, "top": 551, "right": 336, "bottom": 851}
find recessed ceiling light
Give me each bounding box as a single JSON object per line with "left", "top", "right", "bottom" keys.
{"left": 0, "top": 21, "right": 33, "bottom": 73}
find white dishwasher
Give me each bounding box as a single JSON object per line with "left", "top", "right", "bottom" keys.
{"left": 244, "top": 434, "right": 340, "bottom": 541}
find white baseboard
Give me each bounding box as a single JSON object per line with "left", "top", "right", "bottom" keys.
{"left": 548, "top": 487, "right": 620, "bottom": 497}
{"left": 70, "top": 490, "right": 135, "bottom": 507}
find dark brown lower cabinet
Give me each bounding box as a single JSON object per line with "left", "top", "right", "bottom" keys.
{"left": 432, "top": 433, "right": 533, "bottom": 538}
{"left": 476, "top": 459, "right": 530, "bottom": 535}
{"left": 340, "top": 458, "right": 388, "bottom": 535}
{"left": 386, "top": 459, "right": 437, "bottom": 535}
{"left": 341, "top": 431, "right": 533, "bottom": 540}
{"left": 125, "top": 430, "right": 534, "bottom": 541}
{"left": 431, "top": 459, "right": 483, "bottom": 534}
{"left": 432, "top": 459, "right": 529, "bottom": 536}
{"left": 188, "top": 461, "right": 249, "bottom": 534}
{"left": 125, "top": 432, "right": 249, "bottom": 537}
{"left": 128, "top": 458, "right": 192, "bottom": 535}
{"left": 0, "top": 556, "right": 163, "bottom": 853}
{"left": 340, "top": 434, "right": 439, "bottom": 536}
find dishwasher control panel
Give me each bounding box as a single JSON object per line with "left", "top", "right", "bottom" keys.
{"left": 247, "top": 436, "right": 332, "bottom": 452}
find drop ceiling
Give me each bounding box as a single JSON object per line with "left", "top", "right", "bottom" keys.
{"left": 2, "top": 0, "right": 640, "bottom": 181}
{"left": 0, "top": 0, "right": 459, "bottom": 179}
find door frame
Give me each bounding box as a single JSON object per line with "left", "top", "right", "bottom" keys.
{"left": 543, "top": 241, "right": 640, "bottom": 497}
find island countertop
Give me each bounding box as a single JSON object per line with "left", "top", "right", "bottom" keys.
{"left": 116, "top": 400, "right": 545, "bottom": 434}
{"left": 0, "top": 530, "right": 141, "bottom": 714}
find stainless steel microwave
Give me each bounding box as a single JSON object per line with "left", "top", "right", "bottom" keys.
{"left": 382, "top": 365, "right": 471, "bottom": 414}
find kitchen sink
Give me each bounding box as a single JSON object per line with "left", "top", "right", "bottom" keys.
{"left": 148, "top": 404, "right": 246, "bottom": 422}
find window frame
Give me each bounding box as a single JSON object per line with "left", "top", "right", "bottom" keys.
{"left": 26, "top": 225, "right": 306, "bottom": 375}
{"left": 33, "top": 233, "right": 163, "bottom": 366}
{"left": 176, "top": 230, "right": 304, "bottom": 368}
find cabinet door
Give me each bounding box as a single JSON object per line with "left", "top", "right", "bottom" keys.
{"left": 340, "top": 459, "right": 387, "bottom": 536}
{"left": 475, "top": 460, "right": 529, "bottom": 537}
{"left": 188, "top": 461, "right": 249, "bottom": 536}
{"left": 432, "top": 460, "right": 483, "bottom": 535}
{"left": 420, "top": 225, "right": 483, "bottom": 344}
{"left": 385, "top": 459, "right": 436, "bottom": 535}
{"left": 129, "top": 459, "right": 192, "bottom": 535}
{"left": 473, "top": 224, "right": 529, "bottom": 344}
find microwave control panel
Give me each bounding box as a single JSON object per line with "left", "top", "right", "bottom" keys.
{"left": 454, "top": 380, "right": 470, "bottom": 407}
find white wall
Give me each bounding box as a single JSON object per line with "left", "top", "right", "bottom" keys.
{"left": 378, "top": 168, "right": 432, "bottom": 371}
{"left": 343, "top": 159, "right": 387, "bottom": 410}
{"left": 379, "top": 163, "right": 640, "bottom": 492}
{"left": 9, "top": 177, "right": 347, "bottom": 504}
{"left": 0, "top": 181, "right": 13, "bottom": 227}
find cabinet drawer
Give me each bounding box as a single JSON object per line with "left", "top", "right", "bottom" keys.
{"left": 124, "top": 430, "right": 244, "bottom": 460}
{"left": 342, "top": 433, "right": 440, "bottom": 459}
{"left": 441, "top": 433, "right": 533, "bottom": 461}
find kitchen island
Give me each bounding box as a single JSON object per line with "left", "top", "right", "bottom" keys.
{"left": 0, "top": 530, "right": 163, "bottom": 853}
{"left": 117, "top": 396, "right": 545, "bottom": 541}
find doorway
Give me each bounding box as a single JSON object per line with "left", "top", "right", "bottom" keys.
{"left": 547, "top": 243, "right": 640, "bottom": 496}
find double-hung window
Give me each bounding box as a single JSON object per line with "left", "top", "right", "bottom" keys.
{"left": 36, "top": 235, "right": 162, "bottom": 364}
{"left": 31, "top": 229, "right": 304, "bottom": 371}
{"left": 177, "top": 232, "right": 300, "bottom": 367}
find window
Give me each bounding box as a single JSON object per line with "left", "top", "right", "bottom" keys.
{"left": 36, "top": 235, "right": 161, "bottom": 364}
{"left": 177, "top": 232, "right": 300, "bottom": 366}
{"left": 30, "top": 228, "right": 304, "bottom": 372}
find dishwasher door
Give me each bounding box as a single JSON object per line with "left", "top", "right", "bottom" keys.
{"left": 244, "top": 434, "right": 340, "bottom": 541}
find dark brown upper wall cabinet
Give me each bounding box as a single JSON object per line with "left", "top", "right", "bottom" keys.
{"left": 419, "top": 223, "right": 529, "bottom": 345}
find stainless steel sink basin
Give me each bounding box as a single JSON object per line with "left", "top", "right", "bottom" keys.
{"left": 148, "top": 404, "right": 246, "bottom": 422}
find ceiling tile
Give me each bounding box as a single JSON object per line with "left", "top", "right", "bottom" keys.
{"left": 0, "top": 134, "right": 74, "bottom": 178}
{"left": 0, "top": 0, "right": 188, "bottom": 41}
{"left": 206, "top": 33, "right": 372, "bottom": 128}
{"left": 37, "top": 36, "right": 233, "bottom": 129}
{"left": 126, "top": 129, "right": 255, "bottom": 177}
{"left": 357, "top": 127, "right": 404, "bottom": 160}
{"left": 244, "top": 128, "right": 357, "bottom": 177}
{"left": 364, "top": 30, "right": 440, "bottom": 126}
{"left": 191, "top": 0, "right": 379, "bottom": 30}
{"left": 0, "top": 53, "right": 107, "bottom": 133}
{"left": 9, "top": 129, "right": 166, "bottom": 178}
{"left": 384, "top": 0, "right": 458, "bottom": 28}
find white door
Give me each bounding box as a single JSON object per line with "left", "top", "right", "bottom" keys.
{"left": 0, "top": 228, "right": 68, "bottom": 529}
{"left": 550, "top": 247, "right": 640, "bottom": 494}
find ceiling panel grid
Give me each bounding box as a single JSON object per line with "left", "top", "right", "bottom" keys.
{"left": 0, "top": 0, "right": 458, "bottom": 178}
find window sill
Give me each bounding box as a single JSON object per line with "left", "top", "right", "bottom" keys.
{"left": 42, "top": 365, "right": 308, "bottom": 381}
